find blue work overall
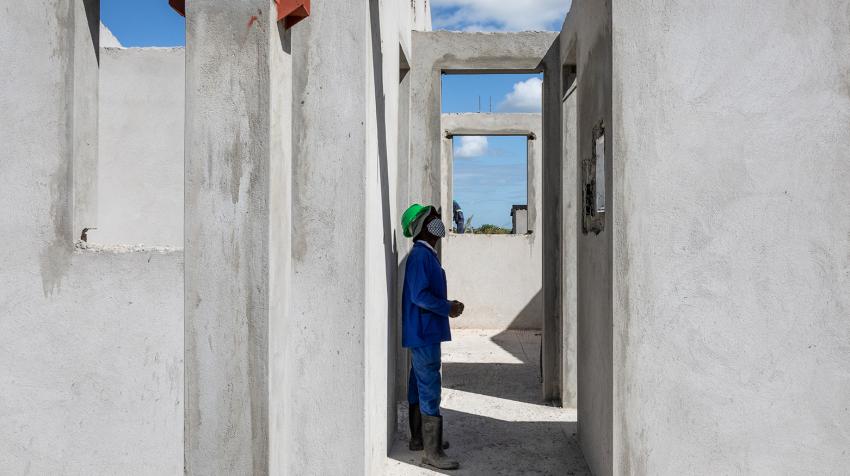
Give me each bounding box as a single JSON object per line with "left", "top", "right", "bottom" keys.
{"left": 402, "top": 241, "right": 452, "bottom": 416}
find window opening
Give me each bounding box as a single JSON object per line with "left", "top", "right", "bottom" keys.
{"left": 582, "top": 120, "right": 606, "bottom": 234}
{"left": 452, "top": 135, "right": 528, "bottom": 234}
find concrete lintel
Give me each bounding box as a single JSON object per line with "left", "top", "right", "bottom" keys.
{"left": 413, "top": 31, "right": 558, "bottom": 72}
{"left": 442, "top": 113, "right": 541, "bottom": 137}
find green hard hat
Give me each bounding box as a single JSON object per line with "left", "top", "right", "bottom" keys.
{"left": 401, "top": 203, "right": 434, "bottom": 238}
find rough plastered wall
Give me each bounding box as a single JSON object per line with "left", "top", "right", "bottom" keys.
{"left": 365, "top": 0, "right": 430, "bottom": 471}
{"left": 94, "top": 47, "right": 184, "bottom": 247}
{"left": 560, "top": 65, "right": 579, "bottom": 409}
{"left": 563, "top": 0, "right": 614, "bottom": 474}
{"left": 0, "top": 2, "right": 184, "bottom": 474}
{"left": 611, "top": 1, "right": 850, "bottom": 474}
{"left": 442, "top": 234, "right": 543, "bottom": 329}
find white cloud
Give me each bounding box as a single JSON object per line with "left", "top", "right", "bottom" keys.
{"left": 499, "top": 78, "right": 543, "bottom": 112}
{"left": 431, "top": 0, "right": 572, "bottom": 32}
{"left": 455, "top": 136, "right": 489, "bottom": 158}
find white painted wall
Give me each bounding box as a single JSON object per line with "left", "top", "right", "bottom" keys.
{"left": 93, "top": 47, "right": 185, "bottom": 247}
{"left": 0, "top": 3, "right": 184, "bottom": 473}
{"left": 443, "top": 234, "right": 543, "bottom": 329}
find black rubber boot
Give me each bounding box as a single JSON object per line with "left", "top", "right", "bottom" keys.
{"left": 409, "top": 404, "right": 449, "bottom": 451}
{"left": 409, "top": 404, "right": 424, "bottom": 451}
{"left": 421, "top": 414, "right": 459, "bottom": 470}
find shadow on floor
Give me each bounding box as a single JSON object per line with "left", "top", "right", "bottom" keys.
{"left": 442, "top": 361, "right": 542, "bottom": 405}
{"left": 442, "top": 329, "right": 544, "bottom": 405}
{"left": 388, "top": 407, "right": 589, "bottom": 475}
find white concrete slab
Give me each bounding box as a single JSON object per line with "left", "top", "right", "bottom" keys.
{"left": 387, "top": 330, "right": 589, "bottom": 475}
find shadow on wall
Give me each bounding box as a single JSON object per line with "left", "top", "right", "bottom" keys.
{"left": 501, "top": 289, "right": 543, "bottom": 330}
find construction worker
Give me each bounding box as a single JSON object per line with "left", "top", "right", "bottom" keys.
{"left": 453, "top": 200, "right": 465, "bottom": 234}
{"left": 400, "top": 203, "right": 464, "bottom": 470}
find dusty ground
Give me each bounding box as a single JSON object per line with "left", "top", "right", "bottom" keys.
{"left": 387, "top": 329, "right": 590, "bottom": 475}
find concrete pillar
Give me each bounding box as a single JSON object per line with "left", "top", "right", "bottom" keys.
{"left": 561, "top": 82, "right": 579, "bottom": 408}
{"left": 542, "top": 37, "right": 564, "bottom": 402}
{"left": 440, "top": 135, "right": 453, "bottom": 230}
{"left": 285, "top": 1, "right": 370, "bottom": 473}
{"left": 183, "top": 1, "right": 291, "bottom": 473}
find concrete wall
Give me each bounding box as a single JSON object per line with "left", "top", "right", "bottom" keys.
{"left": 364, "top": 0, "right": 429, "bottom": 472}
{"left": 611, "top": 1, "right": 850, "bottom": 474}
{"left": 94, "top": 47, "right": 184, "bottom": 247}
{"left": 443, "top": 234, "right": 542, "bottom": 329}
{"left": 560, "top": 55, "right": 579, "bottom": 410}
{"left": 562, "top": 0, "right": 614, "bottom": 474}
{"left": 439, "top": 113, "right": 543, "bottom": 331}
{"left": 0, "top": 2, "right": 184, "bottom": 473}
{"left": 183, "top": 1, "right": 290, "bottom": 473}
{"left": 184, "top": 0, "right": 429, "bottom": 473}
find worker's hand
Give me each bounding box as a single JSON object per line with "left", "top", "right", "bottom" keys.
{"left": 449, "top": 300, "right": 465, "bottom": 318}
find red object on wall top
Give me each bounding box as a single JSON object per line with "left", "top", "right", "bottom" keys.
{"left": 168, "top": 0, "right": 309, "bottom": 29}
{"left": 168, "top": 0, "right": 184, "bottom": 17}
{"left": 276, "top": 0, "right": 310, "bottom": 28}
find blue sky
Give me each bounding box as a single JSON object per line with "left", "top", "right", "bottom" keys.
{"left": 101, "top": 2, "right": 185, "bottom": 47}
{"left": 101, "top": 1, "right": 564, "bottom": 227}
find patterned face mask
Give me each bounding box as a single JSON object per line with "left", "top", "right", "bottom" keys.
{"left": 426, "top": 218, "right": 446, "bottom": 238}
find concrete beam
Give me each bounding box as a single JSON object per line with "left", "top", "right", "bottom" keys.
{"left": 442, "top": 112, "right": 541, "bottom": 137}
{"left": 184, "top": 1, "right": 291, "bottom": 473}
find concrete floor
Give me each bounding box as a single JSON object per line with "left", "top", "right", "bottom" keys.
{"left": 387, "top": 330, "right": 590, "bottom": 475}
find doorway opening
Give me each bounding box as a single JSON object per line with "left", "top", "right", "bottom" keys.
{"left": 389, "top": 67, "right": 583, "bottom": 472}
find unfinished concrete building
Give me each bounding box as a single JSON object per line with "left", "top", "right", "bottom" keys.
{"left": 1, "top": 0, "right": 848, "bottom": 474}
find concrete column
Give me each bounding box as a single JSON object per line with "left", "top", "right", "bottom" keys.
{"left": 542, "top": 37, "right": 564, "bottom": 402}
{"left": 184, "top": 1, "right": 291, "bottom": 473}
{"left": 285, "top": 1, "right": 369, "bottom": 473}
{"left": 440, "top": 135, "right": 453, "bottom": 230}
{"left": 561, "top": 86, "right": 578, "bottom": 408}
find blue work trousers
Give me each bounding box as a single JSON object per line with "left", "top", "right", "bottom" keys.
{"left": 407, "top": 343, "right": 442, "bottom": 416}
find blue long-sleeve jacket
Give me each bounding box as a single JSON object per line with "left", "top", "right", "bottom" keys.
{"left": 402, "top": 241, "right": 452, "bottom": 348}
